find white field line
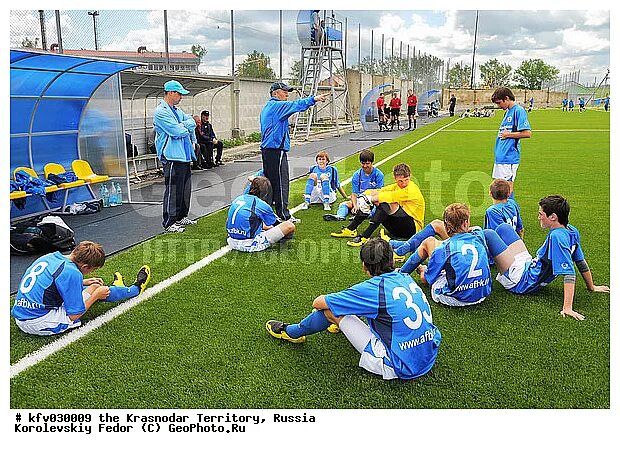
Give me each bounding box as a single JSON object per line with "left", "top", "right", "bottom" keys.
{"left": 11, "top": 119, "right": 462, "bottom": 378}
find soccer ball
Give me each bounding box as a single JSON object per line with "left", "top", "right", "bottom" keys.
{"left": 398, "top": 126, "right": 404, "bottom": 131}
{"left": 356, "top": 194, "right": 373, "bottom": 214}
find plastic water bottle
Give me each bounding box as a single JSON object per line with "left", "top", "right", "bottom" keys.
{"left": 101, "top": 184, "right": 110, "bottom": 208}
{"left": 115, "top": 182, "right": 123, "bottom": 205}
{"left": 109, "top": 183, "right": 118, "bottom": 206}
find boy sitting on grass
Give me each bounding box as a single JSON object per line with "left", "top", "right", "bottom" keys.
{"left": 299, "top": 150, "right": 348, "bottom": 212}
{"left": 12, "top": 241, "right": 150, "bottom": 336}
{"left": 484, "top": 179, "right": 524, "bottom": 238}
{"left": 483, "top": 195, "right": 609, "bottom": 320}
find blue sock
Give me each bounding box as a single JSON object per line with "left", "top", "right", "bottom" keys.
{"left": 496, "top": 222, "right": 521, "bottom": 246}
{"left": 106, "top": 285, "right": 140, "bottom": 302}
{"left": 336, "top": 203, "right": 349, "bottom": 218}
{"left": 285, "top": 310, "right": 330, "bottom": 338}
{"left": 396, "top": 223, "right": 436, "bottom": 256}
{"left": 304, "top": 178, "right": 315, "bottom": 197}
{"left": 401, "top": 251, "right": 425, "bottom": 274}
{"left": 483, "top": 228, "right": 509, "bottom": 258}
{"left": 321, "top": 179, "right": 330, "bottom": 201}
{"left": 390, "top": 239, "right": 408, "bottom": 250}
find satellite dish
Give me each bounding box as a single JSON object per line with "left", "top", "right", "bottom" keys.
{"left": 296, "top": 10, "right": 313, "bottom": 47}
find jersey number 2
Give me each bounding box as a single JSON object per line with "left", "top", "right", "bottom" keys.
{"left": 461, "top": 244, "right": 483, "bottom": 278}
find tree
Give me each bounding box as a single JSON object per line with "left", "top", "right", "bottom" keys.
{"left": 513, "top": 59, "right": 559, "bottom": 90}
{"left": 237, "top": 50, "right": 276, "bottom": 80}
{"left": 448, "top": 63, "right": 471, "bottom": 88}
{"left": 191, "top": 44, "right": 207, "bottom": 64}
{"left": 289, "top": 60, "right": 302, "bottom": 86}
{"left": 479, "top": 58, "right": 512, "bottom": 88}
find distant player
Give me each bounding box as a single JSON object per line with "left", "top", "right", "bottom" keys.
{"left": 398, "top": 203, "right": 492, "bottom": 307}
{"left": 11, "top": 241, "right": 151, "bottom": 336}
{"left": 562, "top": 98, "right": 568, "bottom": 111}
{"left": 528, "top": 97, "right": 534, "bottom": 112}
{"left": 483, "top": 195, "right": 609, "bottom": 320}
{"left": 406, "top": 89, "right": 418, "bottom": 129}
{"left": 299, "top": 151, "right": 348, "bottom": 212}
{"left": 490, "top": 87, "right": 532, "bottom": 198}
{"left": 376, "top": 92, "right": 387, "bottom": 131}
{"left": 266, "top": 238, "right": 441, "bottom": 380}
{"left": 484, "top": 179, "right": 524, "bottom": 239}
{"left": 227, "top": 176, "right": 295, "bottom": 252}
{"left": 345, "top": 163, "right": 425, "bottom": 247}
{"left": 604, "top": 96, "right": 610, "bottom": 112}
{"left": 568, "top": 99, "right": 575, "bottom": 111}
{"left": 578, "top": 97, "right": 586, "bottom": 112}
{"left": 325, "top": 149, "right": 384, "bottom": 223}
{"left": 389, "top": 92, "right": 402, "bottom": 130}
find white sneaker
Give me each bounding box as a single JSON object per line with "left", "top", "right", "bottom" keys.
{"left": 323, "top": 203, "right": 331, "bottom": 211}
{"left": 164, "top": 223, "right": 185, "bottom": 233}
{"left": 176, "top": 217, "right": 197, "bottom": 226}
{"left": 299, "top": 202, "right": 309, "bottom": 210}
{"left": 288, "top": 215, "right": 301, "bottom": 224}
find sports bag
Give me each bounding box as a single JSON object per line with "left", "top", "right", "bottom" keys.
{"left": 10, "top": 215, "right": 76, "bottom": 255}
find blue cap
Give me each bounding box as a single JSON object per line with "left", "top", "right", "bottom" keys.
{"left": 164, "top": 80, "right": 190, "bottom": 95}
{"left": 270, "top": 82, "right": 293, "bottom": 93}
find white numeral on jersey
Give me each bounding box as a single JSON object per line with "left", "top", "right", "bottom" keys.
{"left": 231, "top": 200, "right": 246, "bottom": 225}
{"left": 461, "top": 244, "right": 483, "bottom": 278}
{"left": 392, "top": 282, "right": 433, "bottom": 330}
{"left": 19, "top": 261, "right": 49, "bottom": 294}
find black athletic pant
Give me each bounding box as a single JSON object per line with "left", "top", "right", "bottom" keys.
{"left": 207, "top": 140, "right": 224, "bottom": 164}
{"left": 261, "top": 148, "right": 291, "bottom": 220}
{"left": 161, "top": 158, "right": 192, "bottom": 228}
{"left": 359, "top": 202, "right": 417, "bottom": 239}
{"left": 347, "top": 211, "right": 370, "bottom": 231}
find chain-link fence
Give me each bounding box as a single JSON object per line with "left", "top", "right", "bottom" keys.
{"left": 10, "top": 9, "right": 445, "bottom": 91}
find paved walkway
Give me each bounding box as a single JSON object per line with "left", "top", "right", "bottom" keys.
{"left": 9, "top": 117, "right": 444, "bottom": 293}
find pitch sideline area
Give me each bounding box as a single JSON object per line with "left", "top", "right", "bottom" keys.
{"left": 9, "top": 116, "right": 464, "bottom": 378}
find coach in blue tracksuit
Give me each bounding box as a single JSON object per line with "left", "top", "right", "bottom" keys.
{"left": 260, "top": 82, "right": 330, "bottom": 222}
{"left": 153, "top": 80, "right": 198, "bottom": 233}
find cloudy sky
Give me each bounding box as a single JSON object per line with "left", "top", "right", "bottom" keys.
{"left": 10, "top": 2, "right": 611, "bottom": 86}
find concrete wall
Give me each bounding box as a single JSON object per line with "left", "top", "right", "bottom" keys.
{"left": 441, "top": 88, "right": 569, "bottom": 112}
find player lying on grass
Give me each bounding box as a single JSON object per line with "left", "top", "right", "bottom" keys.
{"left": 299, "top": 150, "right": 348, "bottom": 212}
{"left": 266, "top": 238, "right": 441, "bottom": 380}
{"left": 227, "top": 176, "right": 295, "bottom": 252}
{"left": 11, "top": 241, "right": 151, "bottom": 336}
{"left": 484, "top": 179, "right": 524, "bottom": 238}
{"left": 325, "top": 149, "right": 384, "bottom": 225}
{"left": 483, "top": 195, "right": 609, "bottom": 321}
{"left": 344, "top": 163, "right": 425, "bottom": 247}
{"left": 393, "top": 203, "right": 492, "bottom": 307}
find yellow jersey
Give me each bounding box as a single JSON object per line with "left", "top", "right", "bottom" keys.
{"left": 371, "top": 181, "right": 425, "bottom": 231}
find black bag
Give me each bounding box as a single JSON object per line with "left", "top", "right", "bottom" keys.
{"left": 10, "top": 216, "right": 76, "bottom": 255}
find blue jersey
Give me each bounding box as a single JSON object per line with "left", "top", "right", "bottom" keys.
{"left": 11, "top": 252, "right": 85, "bottom": 321}
{"left": 226, "top": 193, "right": 278, "bottom": 240}
{"left": 325, "top": 271, "right": 441, "bottom": 380}
{"left": 579, "top": 98, "right": 585, "bottom": 107}
{"left": 569, "top": 100, "right": 575, "bottom": 108}
{"left": 484, "top": 199, "right": 523, "bottom": 233}
{"left": 494, "top": 104, "right": 531, "bottom": 164}
{"left": 351, "top": 166, "right": 385, "bottom": 195}
{"left": 424, "top": 229, "right": 492, "bottom": 304}
{"left": 308, "top": 164, "right": 340, "bottom": 191}
{"left": 562, "top": 99, "right": 568, "bottom": 106}
{"left": 510, "top": 225, "right": 585, "bottom": 294}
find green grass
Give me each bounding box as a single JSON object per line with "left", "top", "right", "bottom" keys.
{"left": 10, "top": 109, "right": 610, "bottom": 408}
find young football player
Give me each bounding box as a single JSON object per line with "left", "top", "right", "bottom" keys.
{"left": 397, "top": 203, "right": 492, "bottom": 307}
{"left": 345, "top": 163, "right": 425, "bottom": 247}
{"left": 490, "top": 87, "right": 532, "bottom": 198}
{"left": 266, "top": 238, "right": 441, "bottom": 380}
{"left": 11, "top": 241, "right": 151, "bottom": 336}
{"left": 227, "top": 176, "right": 295, "bottom": 252}
{"left": 325, "top": 149, "right": 384, "bottom": 224}
{"left": 484, "top": 179, "right": 524, "bottom": 238}
{"left": 376, "top": 92, "right": 387, "bottom": 131}
{"left": 299, "top": 150, "right": 348, "bottom": 212}
{"left": 243, "top": 168, "right": 264, "bottom": 194}
{"left": 483, "top": 195, "right": 609, "bottom": 320}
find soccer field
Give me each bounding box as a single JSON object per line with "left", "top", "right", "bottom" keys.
{"left": 10, "top": 109, "right": 610, "bottom": 409}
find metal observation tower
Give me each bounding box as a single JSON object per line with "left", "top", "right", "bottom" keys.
{"left": 293, "top": 11, "right": 354, "bottom": 140}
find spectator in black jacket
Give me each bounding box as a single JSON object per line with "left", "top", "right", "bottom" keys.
{"left": 201, "top": 110, "right": 224, "bottom": 166}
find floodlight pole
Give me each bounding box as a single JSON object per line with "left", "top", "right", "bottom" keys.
{"left": 470, "top": 10, "right": 479, "bottom": 89}
{"left": 279, "top": 10, "right": 282, "bottom": 81}
{"left": 88, "top": 11, "right": 99, "bottom": 50}
{"left": 163, "top": 11, "right": 170, "bottom": 71}
{"left": 39, "top": 10, "right": 47, "bottom": 50}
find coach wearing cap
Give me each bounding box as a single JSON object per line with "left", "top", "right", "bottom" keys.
{"left": 153, "top": 80, "right": 198, "bottom": 233}
{"left": 260, "top": 82, "right": 329, "bottom": 222}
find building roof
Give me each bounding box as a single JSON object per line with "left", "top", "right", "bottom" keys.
{"left": 64, "top": 49, "right": 199, "bottom": 62}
